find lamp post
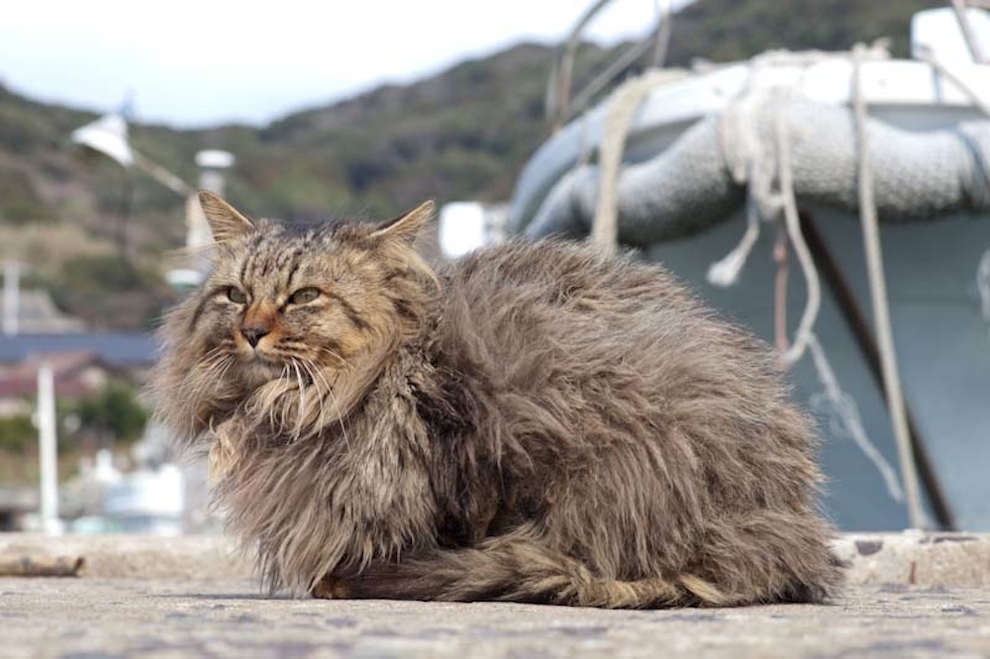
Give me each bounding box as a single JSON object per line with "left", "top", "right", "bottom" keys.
{"left": 2, "top": 260, "right": 20, "bottom": 336}
{"left": 190, "top": 149, "right": 236, "bottom": 251}
{"left": 168, "top": 150, "right": 235, "bottom": 289}
{"left": 37, "top": 362, "right": 61, "bottom": 535}
{"left": 71, "top": 114, "right": 140, "bottom": 260}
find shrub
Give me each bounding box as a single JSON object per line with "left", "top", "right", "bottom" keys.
{"left": 0, "top": 415, "right": 34, "bottom": 452}
{"left": 72, "top": 380, "right": 148, "bottom": 444}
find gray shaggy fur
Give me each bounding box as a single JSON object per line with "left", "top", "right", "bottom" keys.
{"left": 151, "top": 192, "right": 842, "bottom": 608}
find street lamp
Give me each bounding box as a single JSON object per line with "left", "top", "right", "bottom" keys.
{"left": 70, "top": 112, "right": 235, "bottom": 287}
{"left": 71, "top": 112, "right": 193, "bottom": 196}
{"left": 70, "top": 113, "right": 134, "bottom": 168}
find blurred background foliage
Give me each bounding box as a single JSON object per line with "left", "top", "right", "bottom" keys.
{"left": 0, "top": 380, "right": 148, "bottom": 484}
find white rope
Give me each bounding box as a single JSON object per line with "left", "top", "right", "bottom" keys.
{"left": 709, "top": 51, "right": 776, "bottom": 287}
{"left": 709, "top": 55, "right": 919, "bottom": 508}
{"left": 591, "top": 69, "right": 693, "bottom": 255}
{"left": 707, "top": 89, "right": 821, "bottom": 366}
{"left": 775, "top": 92, "right": 822, "bottom": 366}
{"left": 707, "top": 85, "right": 820, "bottom": 363}
{"left": 708, "top": 87, "right": 780, "bottom": 288}
{"left": 806, "top": 334, "right": 905, "bottom": 501}
{"left": 707, "top": 46, "right": 890, "bottom": 292}
{"left": 852, "top": 44, "right": 926, "bottom": 529}
{"left": 705, "top": 104, "right": 772, "bottom": 288}
{"left": 706, "top": 188, "right": 761, "bottom": 287}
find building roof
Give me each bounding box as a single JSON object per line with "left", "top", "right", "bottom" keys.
{"left": 0, "top": 333, "right": 160, "bottom": 368}
{"left": 0, "top": 350, "right": 122, "bottom": 399}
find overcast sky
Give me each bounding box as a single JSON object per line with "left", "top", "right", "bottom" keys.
{"left": 0, "top": 0, "right": 680, "bottom": 128}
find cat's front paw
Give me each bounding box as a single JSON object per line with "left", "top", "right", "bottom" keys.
{"left": 311, "top": 574, "right": 351, "bottom": 600}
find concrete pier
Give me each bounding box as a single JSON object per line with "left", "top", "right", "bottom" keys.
{"left": 2, "top": 532, "right": 989, "bottom": 658}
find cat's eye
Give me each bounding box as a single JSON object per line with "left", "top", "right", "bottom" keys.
{"left": 289, "top": 287, "right": 321, "bottom": 305}
{"left": 226, "top": 287, "right": 247, "bottom": 304}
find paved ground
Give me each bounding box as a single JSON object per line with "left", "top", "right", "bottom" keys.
{"left": 2, "top": 578, "right": 989, "bottom": 658}
{"left": 2, "top": 532, "right": 990, "bottom": 658}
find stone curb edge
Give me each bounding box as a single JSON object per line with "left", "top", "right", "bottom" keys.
{"left": 1, "top": 531, "right": 988, "bottom": 587}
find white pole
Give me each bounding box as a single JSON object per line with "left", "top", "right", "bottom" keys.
{"left": 37, "top": 363, "right": 60, "bottom": 535}
{"left": 3, "top": 260, "right": 19, "bottom": 336}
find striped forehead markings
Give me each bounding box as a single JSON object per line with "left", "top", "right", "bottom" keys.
{"left": 232, "top": 230, "right": 320, "bottom": 296}
{"left": 285, "top": 246, "right": 306, "bottom": 289}
{"left": 237, "top": 232, "right": 265, "bottom": 287}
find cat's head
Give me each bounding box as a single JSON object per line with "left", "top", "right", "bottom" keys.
{"left": 153, "top": 191, "right": 438, "bottom": 444}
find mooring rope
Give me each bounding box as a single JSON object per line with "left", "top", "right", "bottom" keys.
{"left": 852, "top": 43, "right": 926, "bottom": 529}
{"left": 591, "top": 69, "right": 688, "bottom": 255}
{"left": 586, "top": 44, "right": 931, "bottom": 512}
{"left": 806, "top": 333, "right": 906, "bottom": 502}
{"left": 706, "top": 52, "right": 909, "bottom": 506}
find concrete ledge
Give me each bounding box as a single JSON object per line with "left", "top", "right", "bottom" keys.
{"left": 837, "top": 531, "right": 990, "bottom": 588}
{"left": 2, "top": 531, "right": 989, "bottom": 587}
{"left": 0, "top": 533, "right": 251, "bottom": 580}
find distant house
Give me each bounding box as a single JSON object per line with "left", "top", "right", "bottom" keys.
{"left": 0, "top": 351, "right": 113, "bottom": 417}
{"left": 0, "top": 334, "right": 159, "bottom": 417}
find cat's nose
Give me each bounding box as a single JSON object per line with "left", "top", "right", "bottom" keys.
{"left": 240, "top": 325, "right": 270, "bottom": 348}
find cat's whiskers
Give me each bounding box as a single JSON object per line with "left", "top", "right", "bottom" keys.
{"left": 193, "top": 345, "right": 229, "bottom": 381}
{"left": 290, "top": 358, "right": 307, "bottom": 440}
{"left": 310, "top": 360, "right": 334, "bottom": 428}
{"left": 198, "top": 344, "right": 225, "bottom": 363}
{"left": 294, "top": 356, "right": 327, "bottom": 439}
{"left": 215, "top": 353, "right": 238, "bottom": 385}
{"left": 259, "top": 364, "right": 288, "bottom": 435}
{"left": 321, "top": 383, "right": 353, "bottom": 451}
{"left": 279, "top": 363, "right": 296, "bottom": 435}
{"left": 189, "top": 348, "right": 236, "bottom": 411}
{"left": 319, "top": 346, "right": 351, "bottom": 372}
{"left": 300, "top": 355, "right": 350, "bottom": 449}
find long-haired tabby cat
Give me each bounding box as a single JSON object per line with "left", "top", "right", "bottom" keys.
{"left": 152, "top": 191, "right": 841, "bottom": 608}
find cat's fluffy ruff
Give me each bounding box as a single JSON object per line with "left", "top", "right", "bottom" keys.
{"left": 151, "top": 191, "right": 842, "bottom": 607}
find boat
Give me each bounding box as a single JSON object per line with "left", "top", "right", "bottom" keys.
{"left": 505, "top": 4, "right": 990, "bottom": 531}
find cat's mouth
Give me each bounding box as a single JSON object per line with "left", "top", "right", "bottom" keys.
{"left": 238, "top": 351, "right": 318, "bottom": 390}
{"left": 238, "top": 352, "right": 285, "bottom": 384}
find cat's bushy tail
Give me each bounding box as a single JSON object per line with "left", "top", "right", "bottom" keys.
{"left": 314, "top": 528, "right": 730, "bottom": 608}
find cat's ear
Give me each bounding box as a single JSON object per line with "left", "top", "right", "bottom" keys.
{"left": 370, "top": 200, "right": 435, "bottom": 245}
{"left": 199, "top": 190, "right": 255, "bottom": 243}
